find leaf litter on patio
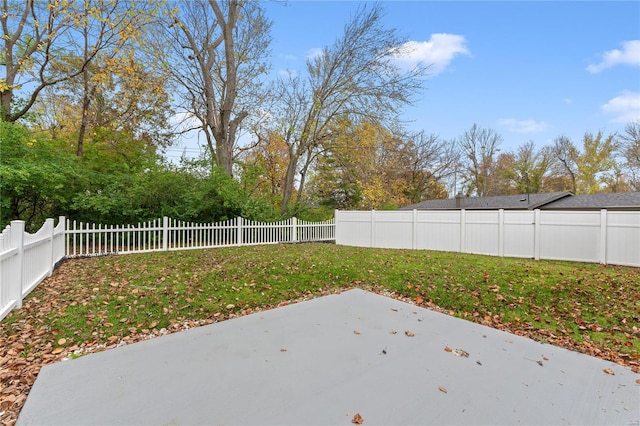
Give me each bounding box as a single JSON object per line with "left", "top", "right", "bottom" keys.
{"left": 1, "top": 244, "right": 640, "bottom": 425}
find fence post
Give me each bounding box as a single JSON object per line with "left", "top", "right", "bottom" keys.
{"left": 459, "top": 209, "right": 466, "bottom": 253}
{"left": 53, "top": 216, "right": 65, "bottom": 268}
{"left": 412, "top": 209, "right": 417, "bottom": 250}
{"left": 498, "top": 209, "right": 504, "bottom": 257}
{"left": 9, "top": 221, "right": 25, "bottom": 309}
{"left": 237, "top": 217, "right": 243, "bottom": 246}
{"left": 600, "top": 209, "right": 607, "bottom": 265}
{"left": 534, "top": 209, "right": 541, "bottom": 260}
{"left": 163, "top": 217, "right": 169, "bottom": 251}
{"left": 45, "top": 218, "right": 54, "bottom": 276}
{"left": 292, "top": 217, "right": 298, "bottom": 243}
{"left": 370, "top": 210, "right": 376, "bottom": 248}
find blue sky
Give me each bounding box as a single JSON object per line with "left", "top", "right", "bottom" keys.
{"left": 170, "top": 0, "right": 640, "bottom": 159}
{"left": 267, "top": 0, "right": 640, "bottom": 150}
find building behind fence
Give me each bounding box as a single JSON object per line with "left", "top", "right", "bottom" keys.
{"left": 0, "top": 216, "right": 335, "bottom": 321}
{"left": 335, "top": 209, "right": 640, "bottom": 267}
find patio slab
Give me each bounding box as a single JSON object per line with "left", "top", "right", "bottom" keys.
{"left": 17, "top": 289, "right": 640, "bottom": 425}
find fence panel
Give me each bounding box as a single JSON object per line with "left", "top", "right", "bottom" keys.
{"left": 464, "top": 211, "right": 500, "bottom": 256}
{"left": 373, "top": 210, "right": 414, "bottom": 249}
{"left": 335, "top": 211, "right": 374, "bottom": 247}
{"left": 503, "top": 211, "right": 535, "bottom": 258}
{"left": 299, "top": 217, "right": 335, "bottom": 242}
{"left": 538, "top": 211, "right": 601, "bottom": 263}
{"left": 606, "top": 211, "right": 640, "bottom": 267}
{"left": 415, "top": 210, "right": 461, "bottom": 252}
{"left": 0, "top": 217, "right": 66, "bottom": 321}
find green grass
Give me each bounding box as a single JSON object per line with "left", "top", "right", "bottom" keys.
{"left": 3, "top": 243, "right": 639, "bottom": 360}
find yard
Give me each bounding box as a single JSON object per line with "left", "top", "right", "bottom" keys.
{"left": 1, "top": 243, "right": 639, "bottom": 425}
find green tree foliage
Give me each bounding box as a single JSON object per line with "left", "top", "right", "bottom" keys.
{"left": 550, "top": 131, "right": 619, "bottom": 194}
{"left": 0, "top": 122, "right": 84, "bottom": 230}
{"left": 1, "top": 121, "right": 276, "bottom": 230}
{"left": 493, "top": 141, "right": 553, "bottom": 195}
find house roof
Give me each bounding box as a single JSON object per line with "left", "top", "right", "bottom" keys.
{"left": 400, "top": 191, "right": 640, "bottom": 211}
{"left": 542, "top": 192, "right": 640, "bottom": 210}
{"left": 399, "top": 191, "right": 573, "bottom": 210}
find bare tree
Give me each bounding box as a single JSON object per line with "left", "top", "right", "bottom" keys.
{"left": 166, "top": 0, "right": 271, "bottom": 176}
{"left": 619, "top": 121, "right": 640, "bottom": 191}
{"left": 402, "top": 131, "right": 460, "bottom": 202}
{"left": 457, "top": 124, "right": 502, "bottom": 196}
{"left": 265, "top": 4, "right": 427, "bottom": 213}
{"left": 551, "top": 135, "right": 579, "bottom": 193}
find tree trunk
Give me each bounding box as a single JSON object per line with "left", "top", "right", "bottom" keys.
{"left": 281, "top": 151, "right": 299, "bottom": 214}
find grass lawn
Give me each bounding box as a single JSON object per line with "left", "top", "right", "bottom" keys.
{"left": 1, "top": 243, "right": 639, "bottom": 424}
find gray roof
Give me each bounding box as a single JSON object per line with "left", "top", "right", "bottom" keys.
{"left": 542, "top": 192, "right": 640, "bottom": 210}
{"left": 400, "top": 191, "right": 572, "bottom": 210}
{"left": 400, "top": 191, "right": 640, "bottom": 211}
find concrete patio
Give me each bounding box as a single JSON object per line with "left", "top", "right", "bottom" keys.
{"left": 17, "top": 289, "right": 640, "bottom": 425}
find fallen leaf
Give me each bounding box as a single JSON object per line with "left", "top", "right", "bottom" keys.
{"left": 390, "top": 330, "right": 397, "bottom": 334}
{"left": 405, "top": 330, "right": 415, "bottom": 337}
{"left": 57, "top": 338, "right": 67, "bottom": 345}
{"left": 438, "top": 385, "right": 447, "bottom": 393}
{"left": 536, "top": 360, "right": 543, "bottom": 366}
{"left": 280, "top": 348, "right": 287, "bottom": 352}
{"left": 476, "top": 360, "right": 482, "bottom": 366}
{"left": 444, "top": 345, "right": 452, "bottom": 352}
{"left": 415, "top": 296, "right": 423, "bottom": 304}
{"left": 603, "top": 368, "right": 615, "bottom": 375}
{"left": 353, "top": 330, "right": 361, "bottom": 335}
{"left": 352, "top": 413, "right": 364, "bottom": 424}
{"left": 635, "top": 379, "right": 640, "bottom": 385}
{"left": 51, "top": 347, "right": 63, "bottom": 355}
{"left": 452, "top": 349, "right": 469, "bottom": 357}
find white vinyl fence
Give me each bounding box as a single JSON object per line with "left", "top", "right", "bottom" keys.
{"left": 0, "top": 217, "right": 66, "bottom": 321}
{"left": 335, "top": 209, "right": 640, "bottom": 267}
{"left": 0, "top": 216, "right": 335, "bottom": 321}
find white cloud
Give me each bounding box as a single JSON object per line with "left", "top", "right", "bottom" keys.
{"left": 601, "top": 91, "right": 640, "bottom": 123}
{"left": 392, "top": 33, "right": 470, "bottom": 75}
{"left": 306, "top": 48, "right": 324, "bottom": 61}
{"left": 498, "top": 118, "right": 549, "bottom": 133}
{"left": 586, "top": 40, "right": 640, "bottom": 74}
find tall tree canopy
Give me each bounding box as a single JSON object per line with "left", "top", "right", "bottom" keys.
{"left": 260, "top": 4, "right": 427, "bottom": 213}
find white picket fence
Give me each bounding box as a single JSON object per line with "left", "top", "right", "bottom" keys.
{"left": 335, "top": 209, "right": 640, "bottom": 267}
{"left": 65, "top": 216, "right": 335, "bottom": 257}
{"left": 0, "top": 216, "right": 335, "bottom": 321}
